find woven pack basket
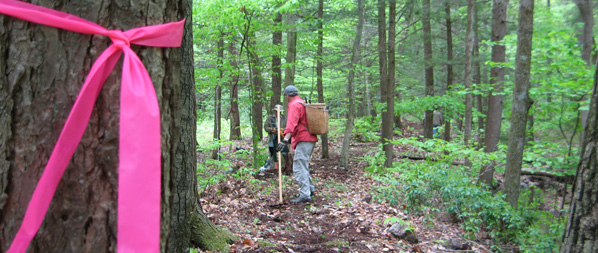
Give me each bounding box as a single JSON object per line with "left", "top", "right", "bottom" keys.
{"left": 301, "top": 103, "right": 329, "bottom": 135}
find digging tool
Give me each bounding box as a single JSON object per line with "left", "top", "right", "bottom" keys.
{"left": 270, "top": 104, "right": 286, "bottom": 207}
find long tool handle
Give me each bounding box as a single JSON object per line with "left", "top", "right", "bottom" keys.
{"left": 277, "top": 108, "right": 283, "bottom": 203}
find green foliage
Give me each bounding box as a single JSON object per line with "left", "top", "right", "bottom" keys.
{"left": 518, "top": 211, "right": 565, "bottom": 253}
{"left": 395, "top": 93, "right": 464, "bottom": 122}
{"left": 523, "top": 142, "right": 578, "bottom": 176}
{"left": 366, "top": 138, "right": 563, "bottom": 250}
{"left": 352, "top": 116, "right": 380, "bottom": 142}
{"left": 327, "top": 118, "right": 347, "bottom": 142}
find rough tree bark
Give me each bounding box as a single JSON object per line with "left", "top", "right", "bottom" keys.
{"left": 480, "top": 0, "right": 509, "bottom": 186}
{"left": 504, "top": 0, "right": 534, "bottom": 208}
{"left": 317, "top": 0, "right": 329, "bottom": 159}
{"left": 560, "top": 57, "right": 598, "bottom": 253}
{"left": 422, "top": 0, "right": 434, "bottom": 139}
{"left": 340, "top": 0, "right": 364, "bottom": 168}
{"left": 0, "top": 0, "right": 233, "bottom": 252}
{"left": 463, "top": 0, "right": 475, "bottom": 146}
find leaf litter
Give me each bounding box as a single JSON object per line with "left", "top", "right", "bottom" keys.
{"left": 195, "top": 136, "right": 493, "bottom": 253}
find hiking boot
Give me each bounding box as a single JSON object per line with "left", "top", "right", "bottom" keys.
{"left": 290, "top": 196, "right": 311, "bottom": 204}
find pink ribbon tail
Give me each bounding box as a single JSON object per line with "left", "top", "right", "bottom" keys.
{"left": 7, "top": 45, "right": 123, "bottom": 253}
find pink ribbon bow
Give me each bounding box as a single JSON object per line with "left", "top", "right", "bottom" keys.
{"left": 0, "top": 0, "right": 185, "bottom": 252}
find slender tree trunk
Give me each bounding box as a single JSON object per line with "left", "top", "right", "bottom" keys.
{"left": 229, "top": 43, "right": 242, "bottom": 140}
{"left": 249, "top": 37, "right": 263, "bottom": 141}
{"left": 574, "top": 0, "right": 594, "bottom": 66}
{"left": 423, "top": 0, "right": 434, "bottom": 139}
{"left": 341, "top": 0, "right": 364, "bottom": 168}
{"left": 366, "top": 39, "right": 376, "bottom": 118}
{"left": 444, "top": 0, "right": 453, "bottom": 141}
{"left": 473, "top": 6, "right": 484, "bottom": 148}
{"left": 285, "top": 13, "right": 297, "bottom": 88}
{"left": 378, "top": 0, "right": 391, "bottom": 167}
{"left": 0, "top": 0, "right": 233, "bottom": 252}
{"left": 504, "top": 0, "right": 534, "bottom": 208}
{"left": 317, "top": 0, "right": 329, "bottom": 159}
{"left": 381, "top": 0, "right": 396, "bottom": 168}
{"left": 248, "top": 31, "right": 264, "bottom": 169}
{"left": 212, "top": 37, "right": 224, "bottom": 160}
{"left": 394, "top": 6, "right": 411, "bottom": 131}
{"left": 560, "top": 58, "right": 598, "bottom": 253}
{"left": 463, "top": 0, "right": 475, "bottom": 146}
{"left": 575, "top": 0, "right": 594, "bottom": 151}
{"left": 480, "top": 0, "right": 509, "bottom": 186}
{"left": 364, "top": 74, "right": 369, "bottom": 117}
{"left": 270, "top": 13, "right": 283, "bottom": 112}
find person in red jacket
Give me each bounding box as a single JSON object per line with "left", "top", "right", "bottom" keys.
{"left": 276, "top": 85, "right": 318, "bottom": 203}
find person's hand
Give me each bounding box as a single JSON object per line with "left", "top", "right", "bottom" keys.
{"left": 276, "top": 139, "right": 288, "bottom": 152}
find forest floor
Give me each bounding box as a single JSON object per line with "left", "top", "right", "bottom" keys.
{"left": 195, "top": 122, "right": 568, "bottom": 253}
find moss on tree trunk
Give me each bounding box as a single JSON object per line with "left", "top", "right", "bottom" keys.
{"left": 190, "top": 204, "right": 236, "bottom": 251}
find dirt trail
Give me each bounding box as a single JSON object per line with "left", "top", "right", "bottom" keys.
{"left": 199, "top": 141, "right": 476, "bottom": 252}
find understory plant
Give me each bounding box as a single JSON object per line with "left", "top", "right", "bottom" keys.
{"left": 366, "top": 138, "right": 565, "bottom": 251}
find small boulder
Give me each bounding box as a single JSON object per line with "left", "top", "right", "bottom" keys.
{"left": 447, "top": 238, "right": 471, "bottom": 250}
{"left": 388, "top": 222, "right": 418, "bottom": 244}
{"left": 362, "top": 193, "right": 372, "bottom": 203}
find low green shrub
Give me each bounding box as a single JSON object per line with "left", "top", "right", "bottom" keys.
{"left": 366, "top": 138, "right": 564, "bottom": 251}
{"left": 352, "top": 116, "right": 380, "bottom": 142}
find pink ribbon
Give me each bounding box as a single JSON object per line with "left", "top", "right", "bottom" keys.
{"left": 0, "top": 0, "right": 184, "bottom": 252}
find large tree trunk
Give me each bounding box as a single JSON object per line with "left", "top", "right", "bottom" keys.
{"left": 444, "top": 0, "right": 453, "bottom": 142}
{"left": 0, "top": 0, "right": 232, "bottom": 252}
{"left": 560, "top": 58, "right": 598, "bottom": 253}
{"left": 340, "top": 0, "right": 364, "bottom": 168}
{"left": 174, "top": 6, "right": 234, "bottom": 251}
{"left": 422, "top": 0, "right": 434, "bottom": 139}
{"left": 378, "top": 0, "right": 392, "bottom": 167}
{"left": 229, "top": 43, "right": 242, "bottom": 140}
{"left": 212, "top": 37, "right": 224, "bottom": 160}
{"left": 270, "top": 13, "right": 283, "bottom": 112}
{"left": 504, "top": 0, "right": 534, "bottom": 208}
{"left": 317, "top": 0, "right": 329, "bottom": 159}
{"left": 480, "top": 0, "right": 509, "bottom": 186}
{"left": 463, "top": 0, "right": 475, "bottom": 146}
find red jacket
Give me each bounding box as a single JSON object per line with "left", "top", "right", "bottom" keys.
{"left": 284, "top": 96, "right": 318, "bottom": 150}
